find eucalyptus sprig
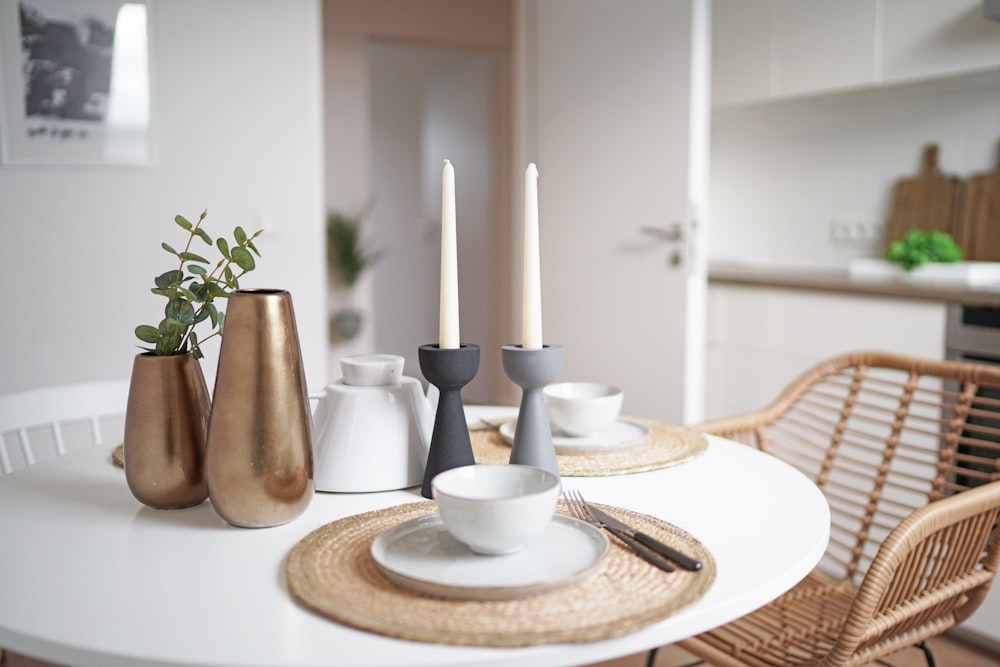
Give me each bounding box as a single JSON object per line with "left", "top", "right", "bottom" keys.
{"left": 135, "top": 209, "right": 263, "bottom": 358}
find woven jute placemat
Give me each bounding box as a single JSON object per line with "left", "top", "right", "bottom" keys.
{"left": 286, "top": 499, "right": 715, "bottom": 647}
{"left": 471, "top": 419, "right": 708, "bottom": 477}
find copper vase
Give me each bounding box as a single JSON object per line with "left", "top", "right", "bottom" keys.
{"left": 205, "top": 289, "right": 314, "bottom": 528}
{"left": 124, "top": 352, "right": 211, "bottom": 509}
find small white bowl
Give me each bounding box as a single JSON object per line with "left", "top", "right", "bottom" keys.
{"left": 544, "top": 382, "right": 624, "bottom": 437}
{"left": 431, "top": 464, "right": 560, "bottom": 556}
{"left": 340, "top": 354, "right": 404, "bottom": 387}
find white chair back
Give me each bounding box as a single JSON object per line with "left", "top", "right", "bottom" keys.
{"left": 0, "top": 380, "right": 131, "bottom": 475}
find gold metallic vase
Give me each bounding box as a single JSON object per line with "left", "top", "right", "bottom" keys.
{"left": 205, "top": 289, "right": 314, "bottom": 528}
{"left": 124, "top": 352, "right": 211, "bottom": 509}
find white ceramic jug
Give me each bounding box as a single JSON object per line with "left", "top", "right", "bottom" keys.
{"left": 311, "top": 354, "right": 436, "bottom": 492}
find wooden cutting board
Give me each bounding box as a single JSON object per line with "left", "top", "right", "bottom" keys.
{"left": 955, "top": 140, "right": 1000, "bottom": 262}
{"left": 885, "top": 144, "right": 961, "bottom": 247}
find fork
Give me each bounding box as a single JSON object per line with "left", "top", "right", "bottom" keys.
{"left": 563, "top": 490, "right": 675, "bottom": 573}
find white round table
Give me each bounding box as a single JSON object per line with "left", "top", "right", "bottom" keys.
{"left": 0, "top": 406, "right": 829, "bottom": 667}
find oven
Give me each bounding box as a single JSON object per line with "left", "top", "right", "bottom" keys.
{"left": 945, "top": 303, "right": 1000, "bottom": 488}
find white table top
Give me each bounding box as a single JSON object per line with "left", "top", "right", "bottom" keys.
{"left": 0, "top": 406, "right": 829, "bottom": 667}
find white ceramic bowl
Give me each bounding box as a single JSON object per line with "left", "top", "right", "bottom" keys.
{"left": 431, "top": 464, "right": 560, "bottom": 556}
{"left": 340, "top": 354, "right": 405, "bottom": 387}
{"left": 543, "top": 382, "right": 624, "bottom": 437}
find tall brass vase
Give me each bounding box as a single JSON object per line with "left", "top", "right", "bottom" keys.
{"left": 205, "top": 289, "right": 314, "bottom": 528}
{"left": 124, "top": 352, "right": 211, "bottom": 509}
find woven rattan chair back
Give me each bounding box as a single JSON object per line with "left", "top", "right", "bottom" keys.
{"left": 677, "top": 351, "right": 1000, "bottom": 667}
{"left": 0, "top": 379, "right": 130, "bottom": 475}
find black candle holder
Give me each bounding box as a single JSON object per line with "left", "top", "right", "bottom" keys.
{"left": 501, "top": 344, "right": 564, "bottom": 480}
{"left": 418, "top": 343, "right": 480, "bottom": 499}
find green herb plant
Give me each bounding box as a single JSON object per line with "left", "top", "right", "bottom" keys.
{"left": 136, "top": 209, "right": 263, "bottom": 358}
{"left": 326, "top": 211, "right": 380, "bottom": 287}
{"left": 885, "top": 229, "right": 963, "bottom": 272}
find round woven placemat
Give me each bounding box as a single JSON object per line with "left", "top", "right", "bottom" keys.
{"left": 471, "top": 418, "right": 708, "bottom": 477}
{"left": 286, "top": 499, "right": 715, "bottom": 647}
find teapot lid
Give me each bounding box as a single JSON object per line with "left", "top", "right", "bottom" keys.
{"left": 340, "top": 354, "right": 404, "bottom": 386}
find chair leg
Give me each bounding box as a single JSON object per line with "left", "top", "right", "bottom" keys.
{"left": 916, "top": 641, "right": 936, "bottom": 667}
{"left": 874, "top": 642, "right": 936, "bottom": 667}
{"left": 646, "top": 646, "right": 702, "bottom": 667}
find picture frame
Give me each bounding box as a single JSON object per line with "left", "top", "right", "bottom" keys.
{"left": 0, "top": 0, "right": 152, "bottom": 165}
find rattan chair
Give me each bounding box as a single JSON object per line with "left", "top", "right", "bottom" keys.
{"left": 669, "top": 351, "right": 1000, "bottom": 667}
{"left": 0, "top": 379, "right": 130, "bottom": 667}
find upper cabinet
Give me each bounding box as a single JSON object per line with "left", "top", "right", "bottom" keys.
{"left": 882, "top": 0, "right": 1000, "bottom": 82}
{"left": 713, "top": 0, "right": 1000, "bottom": 107}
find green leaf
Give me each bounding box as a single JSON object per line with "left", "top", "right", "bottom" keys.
{"left": 179, "top": 286, "right": 200, "bottom": 303}
{"left": 234, "top": 226, "right": 248, "bottom": 245}
{"left": 135, "top": 324, "right": 160, "bottom": 344}
{"left": 194, "top": 308, "right": 211, "bottom": 323}
{"left": 179, "top": 251, "right": 210, "bottom": 264}
{"left": 154, "top": 270, "right": 184, "bottom": 289}
{"left": 247, "top": 240, "right": 261, "bottom": 257}
{"left": 232, "top": 246, "right": 256, "bottom": 271}
{"left": 150, "top": 287, "right": 173, "bottom": 297}
{"left": 189, "top": 264, "right": 207, "bottom": 277}
{"left": 217, "top": 311, "right": 225, "bottom": 333}
{"left": 189, "top": 331, "right": 203, "bottom": 360}
{"left": 216, "top": 237, "right": 231, "bottom": 260}
{"left": 161, "top": 242, "right": 179, "bottom": 257}
{"left": 207, "top": 303, "right": 219, "bottom": 327}
{"left": 174, "top": 215, "right": 192, "bottom": 231}
{"left": 191, "top": 282, "right": 210, "bottom": 302}
{"left": 156, "top": 318, "right": 185, "bottom": 355}
{"left": 194, "top": 228, "right": 212, "bottom": 245}
{"left": 165, "top": 297, "right": 196, "bottom": 325}
{"left": 208, "top": 282, "right": 228, "bottom": 298}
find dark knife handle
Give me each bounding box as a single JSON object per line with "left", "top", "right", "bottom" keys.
{"left": 603, "top": 525, "right": 675, "bottom": 573}
{"left": 633, "top": 531, "right": 702, "bottom": 571}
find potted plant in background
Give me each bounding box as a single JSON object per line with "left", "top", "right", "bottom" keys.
{"left": 124, "top": 209, "right": 263, "bottom": 510}
{"left": 327, "top": 208, "right": 380, "bottom": 340}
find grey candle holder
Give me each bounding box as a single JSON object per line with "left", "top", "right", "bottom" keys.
{"left": 418, "top": 343, "right": 480, "bottom": 499}
{"left": 501, "top": 344, "right": 564, "bottom": 480}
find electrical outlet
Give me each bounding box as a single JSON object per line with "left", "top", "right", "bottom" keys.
{"left": 830, "top": 221, "right": 850, "bottom": 242}
{"left": 832, "top": 220, "right": 882, "bottom": 243}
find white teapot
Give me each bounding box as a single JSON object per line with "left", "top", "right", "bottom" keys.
{"left": 311, "top": 354, "right": 437, "bottom": 492}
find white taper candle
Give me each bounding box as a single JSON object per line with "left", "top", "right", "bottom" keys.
{"left": 522, "top": 163, "right": 543, "bottom": 349}
{"left": 439, "top": 159, "right": 460, "bottom": 349}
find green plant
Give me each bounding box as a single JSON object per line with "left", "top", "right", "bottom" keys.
{"left": 135, "top": 209, "right": 263, "bottom": 358}
{"left": 885, "top": 228, "right": 963, "bottom": 272}
{"left": 326, "top": 211, "right": 379, "bottom": 287}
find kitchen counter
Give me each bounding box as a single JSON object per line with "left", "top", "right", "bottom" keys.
{"left": 709, "top": 262, "right": 1000, "bottom": 307}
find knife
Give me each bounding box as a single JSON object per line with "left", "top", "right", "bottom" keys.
{"left": 587, "top": 504, "right": 703, "bottom": 571}
{"left": 599, "top": 523, "right": 675, "bottom": 573}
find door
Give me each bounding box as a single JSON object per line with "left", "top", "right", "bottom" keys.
{"left": 369, "top": 42, "right": 502, "bottom": 404}
{"left": 522, "top": 0, "right": 709, "bottom": 423}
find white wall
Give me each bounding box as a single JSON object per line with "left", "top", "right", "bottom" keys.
{"left": 0, "top": 0, "right": 327, "bottom": 395}
{"left": 709, "top": 70, "right": 1000, "bottom": 269}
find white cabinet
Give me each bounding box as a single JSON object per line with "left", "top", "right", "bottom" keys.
{"left": 712, "top": 0, "right": 1000, "bottom": 106}
{"left": 772, "top": 0, "right": 879, "bottom": 97}
{"left": 705, "top": 284, "right": 946, "bottom": 419}
{"left": 883, "top": 0, "right": 1000, "bottom": 83}
{"left": 711, "top": 0, "right": 771, "bottom": 105}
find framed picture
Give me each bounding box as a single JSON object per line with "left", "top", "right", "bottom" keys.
{"left": 0, "top": 0, "right": 152, "bottom": 165}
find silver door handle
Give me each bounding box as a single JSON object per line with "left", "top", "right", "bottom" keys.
{"left": 639, "top": 224, "right": 684, "bottom": 242}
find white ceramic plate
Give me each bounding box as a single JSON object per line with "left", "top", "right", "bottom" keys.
{"left": 370, "top": 514, "right": 608, "bottom": 600}
{"left": 498, "top": 418, "right": 652, "bottom": 455}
